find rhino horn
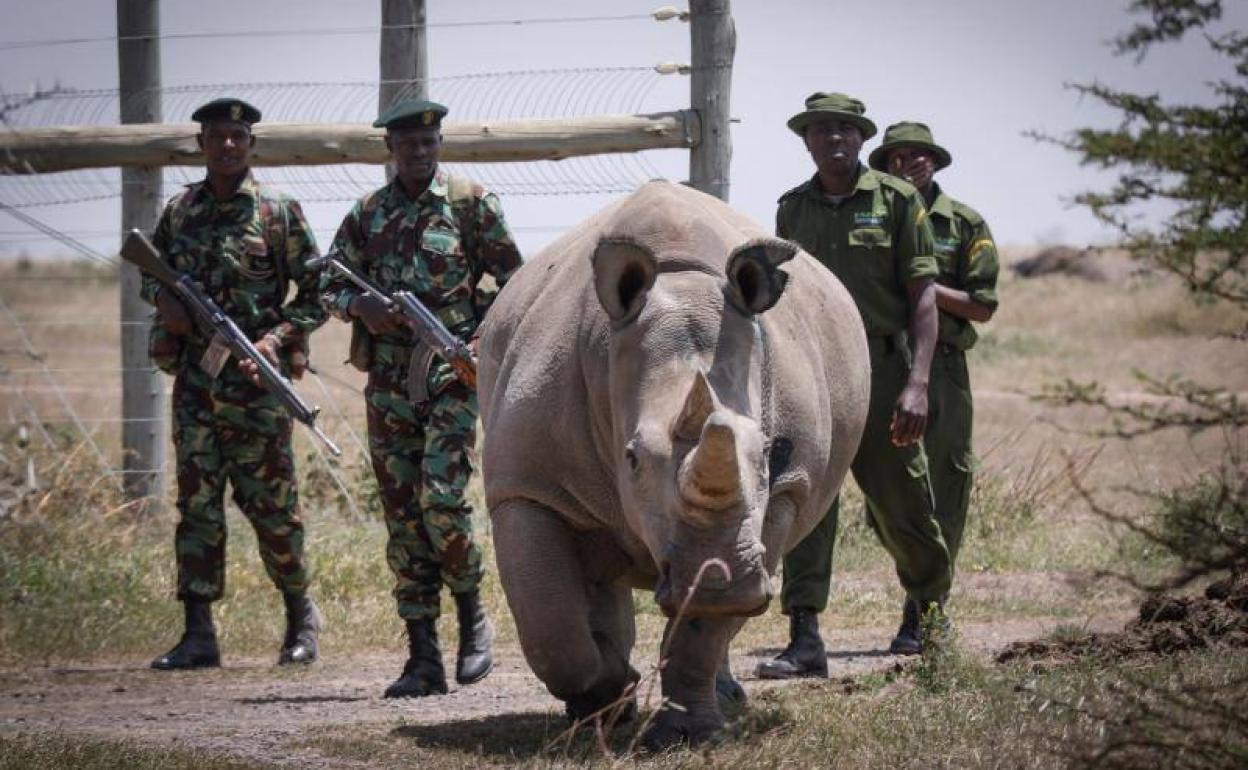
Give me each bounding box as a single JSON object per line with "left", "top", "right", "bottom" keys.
{"left": 679, "top": 412, "right": 742, "bottom": 511}
{"left": 673, "top": 369, "right": 717, "bottom": 442}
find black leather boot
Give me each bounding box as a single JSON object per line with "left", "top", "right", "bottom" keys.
{"left": 278, "top": 592, "right": 322, "bottom": 665}
{"left": 452, "top": 590, "right": 494, "bottom": 685}
{"left": 755, "top": 607, "right": 828, "bottom": 679}
{"left": 889, "top": 598, "right": 923, "bottom": 655}
{"left": 383, "top": 618, "right": 448, "bottom": 698}
{"left": 151, "top": 600, "right": 220, "bottom": 670}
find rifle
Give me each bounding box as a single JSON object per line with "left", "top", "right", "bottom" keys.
{"left": 320, "top": 255, "right": 477, "bottom": 389}
{"left": 120, "top": 229, "right": 342, "bottom": 457}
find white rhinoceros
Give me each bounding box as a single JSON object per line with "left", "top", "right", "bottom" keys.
{"left": 477, "top": 180, "right": 868, "bottom": 748}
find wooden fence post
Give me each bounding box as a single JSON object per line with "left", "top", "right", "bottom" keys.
{"left": 689, "top": 0, "right": 735, "bottom": 201}
{"left": 117, "top": 0, "right": 167, "bottom": 509}
{"left": 380, "top": 0, "right": 427, "bottom": 180}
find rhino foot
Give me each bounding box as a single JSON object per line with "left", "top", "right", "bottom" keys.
{"left": 565, "top": 690, "right": 638, "bottom": 729}
{"left": 640, "top": 705, "right": 725, "bottom": 752}
{"left": 714, "top": 665, "right": 747, "bottom": 715}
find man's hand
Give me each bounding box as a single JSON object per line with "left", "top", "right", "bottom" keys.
{"left": 902, "top": 155, "right": 935, "bottom": 192}
{"left": 239, "top": 334, "right": 281, "bottom": 386}
{"left": 156, "top": 288, "right": 193, "bottom": 336}
{"left": 890, "top": 380, "right": 928, "bottom": 447}
{"left": 350, "top": 295, "right": 404, "bottom": 335}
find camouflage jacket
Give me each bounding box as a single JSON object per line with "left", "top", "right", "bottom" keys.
{"left": 140, "top": 172, "right": 326, "bottom": 359}
{"left": 320, "top": 167, "right": 523, "bottom": 392}
{"left": 927, "top": 183, "right": 1000, "bottom": 350}
{"left": 777, "top": 165, "right": 937, "bottom": 339}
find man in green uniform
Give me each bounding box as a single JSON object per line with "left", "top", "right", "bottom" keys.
{"left": 757, "top": 93, "right": 951, "bottom": 678}
{"left": 869, "top": 121, "right": 999, "bottom": 651}
{"left": 321, "top": 99, "right": 522, "bottom": 698}
{"left": 145, "top": 98, "right": 327, "bottom": 670}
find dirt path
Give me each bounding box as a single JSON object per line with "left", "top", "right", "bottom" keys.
{"left": 0, "top": 615, "right": 1129, "bottom": 767}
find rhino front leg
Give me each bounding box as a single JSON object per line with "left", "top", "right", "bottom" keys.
{"left": 643, "top": 615, "right": 746, "bottom": 751}
{"left": 492, "top": 499, "right": 637, "bottom": 721}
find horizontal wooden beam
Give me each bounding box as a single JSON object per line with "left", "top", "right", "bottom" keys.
{"left": 0, "top": 111, "right": 700, "bottom": 174}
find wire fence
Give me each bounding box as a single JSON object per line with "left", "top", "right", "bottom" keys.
{"left": 0, "top": 261, "right": 376, "bottom": 515}
{"left": 0, "top": 67, "right": 683, "bottom": 209}
{"left": 0, "top": 9, "right": 699, "bottom": 515}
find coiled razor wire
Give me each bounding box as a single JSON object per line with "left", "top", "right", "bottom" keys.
{"left": 0, "top": 67, "right": 685, "bottom": 208}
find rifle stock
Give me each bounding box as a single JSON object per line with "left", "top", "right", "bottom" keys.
{"left": 120, "top": 229, "right": 342, "bottom": 457}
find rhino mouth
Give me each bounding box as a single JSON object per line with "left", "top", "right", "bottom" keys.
{"left": 654, "top": 554, "right": 772, "bottom": 619}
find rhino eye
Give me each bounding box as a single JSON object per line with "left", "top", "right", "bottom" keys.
{"left": 624, "top": 445, "right": 639, "bottom": 472}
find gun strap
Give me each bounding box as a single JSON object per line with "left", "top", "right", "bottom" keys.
{"left": 256, "top": 187, "right": 290, "bottom": 306}
{"left": 447, "top": 174, "right": 481, "bottom": 284}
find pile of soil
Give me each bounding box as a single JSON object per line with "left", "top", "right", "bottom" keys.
{"left": 996, "top": 574, "right": 1248, "bottom": 665}
{"left": 1011, "top": 246, "right": 1108, "bottom": 282}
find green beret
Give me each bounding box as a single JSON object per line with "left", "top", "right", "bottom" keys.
{"left": 191, "top": 98, "right": 261, "bottom": 126}
{"left": 374, "top": 99, "right": 448, "bottom": 130}
{"left": 786, "top": 92, "right": 877, "bottom": 139}
{"left": 868, "top": 121, "right": 952, "bottom": 172}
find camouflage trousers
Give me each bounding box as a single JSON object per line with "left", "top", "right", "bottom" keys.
{"left": 171, "top": 362, "right": 308, "bottom": 602}
{"left": 366, "top": 345, "right": 482, "bottom": 621}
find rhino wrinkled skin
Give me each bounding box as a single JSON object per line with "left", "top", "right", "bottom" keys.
{"left": 478, "top": 180, "right": 869, "bottom": 748}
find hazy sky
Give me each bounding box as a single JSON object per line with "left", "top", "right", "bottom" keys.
{"left": 0, "top": 0, "right": 1242, "bottom": 259}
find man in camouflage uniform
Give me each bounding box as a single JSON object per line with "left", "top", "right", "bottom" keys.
{"left": 757, "top": 93, "right": 951, "bottom": 679}
{"left": 869, "top": 121, "right": 1000, "bottom": 650}
{"left": 320, "top": 98, "right": 522, "bottom": 698}
{"left": 144, "top": 98, "right": 328, "bottom": 670}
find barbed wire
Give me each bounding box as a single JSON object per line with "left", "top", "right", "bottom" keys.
{"left": 0, "top": 15, "right": 699, "bottom": 501}
{"left": 0, "top": 11, "right": 683, "bottom": 53}
{"left": 0, "top": 68, "right": 681, "bottom": 209}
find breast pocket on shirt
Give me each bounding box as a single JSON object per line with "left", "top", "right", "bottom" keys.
{"left": 848, "top": 227, "right": 894, "bottom": 279}
{"left": 226, "top": 233, "right": 277, "bottom": 299}
{"left": 241, "top": 234, "right": 275, "bottom": 274}
{"left": 848, "top": 226, "right": 892, "bottom": 250}
{"left": 420, "top": 225, "right": 471, "bottom": 292}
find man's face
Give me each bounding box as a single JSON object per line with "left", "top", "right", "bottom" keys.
{"left": 803, "top": 118, "right": 864, "bottom": 177}
{"left": 885, "top": 147, "right": 937, "bottom": 190}
{"left": 387, "top": 125, "right": 443, "bottom": 186}
{"left": 197, "top": 121, "right": 254, "bottom": 177}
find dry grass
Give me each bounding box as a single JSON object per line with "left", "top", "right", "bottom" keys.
{"left": 2, "top": 253, "right": 1246, "bottom": 765}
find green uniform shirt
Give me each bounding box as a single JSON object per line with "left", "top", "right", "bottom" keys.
{"left": 320, "top": 167, "right": 523, "bottom": 391}
{"left": 141, "top": 172, "right": 326, "bottom": 348}
{"left": 776, "top": 165, "right": 937, "bottom": 338}
{"left": 927, "top": 183, "right": 1000, "bottom": 350}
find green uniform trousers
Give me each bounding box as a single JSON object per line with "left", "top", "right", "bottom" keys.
{"left": 781, "top": 336, "right": 952, "bottom": 612}
{"left": 366, "top": 341, "right": 484, "bottom": 621}
{"left": 171, "top": 363, "right": 308, "bottom": 603}
{"left": 925, "top": 346, "right": 976, "bottom": 568}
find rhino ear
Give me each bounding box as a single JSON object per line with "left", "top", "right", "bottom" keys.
{"left": 592, "top": 238, "right": 658, "bottom": 325}
{"left": 725, "top": 238, "right": 797, "bottom": 315}
{"left": 673, "top": 370, "right": 718, "bottom": 442}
